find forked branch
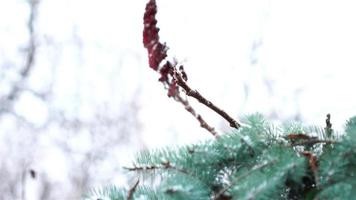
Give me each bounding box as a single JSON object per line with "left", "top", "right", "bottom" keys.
{"left": 143, "top": 0, "right": 240, "bottom": 136}
{"left": 173, "top": 69, "right": 240, "bottom": 129}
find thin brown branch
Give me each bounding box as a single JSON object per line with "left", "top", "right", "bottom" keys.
{"left": 125, "top": 160, "right": 209, "bottom": 193}
{"left": 290, "top": 139, "right": 337, "bottom": 147}
{"left": 301, "top": 151, "right": 319, "bottom": 187}
{"left": 285, "top": 133, "right": 315, "bottom": 140}
{"left": 124, "top": 165, "right": 160, "bottom": 172}
{"left": 124, "top": 161, "right": 189, "bottom": 175}
{"left": 126, "top": 179, "right": 140, "bottom": 200}
{"left": 173, "top": 69, "right": 241, "bottom": 129}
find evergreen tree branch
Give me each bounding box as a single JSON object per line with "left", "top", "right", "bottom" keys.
{"left": 87, "top": 114, "right": 356, "bottom": 199}
{"left": 213, "top": 160, "right": 276, "bottom": 200}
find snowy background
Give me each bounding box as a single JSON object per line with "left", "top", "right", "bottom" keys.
{"left": 1, "top": 0, "right": 356, "bottom": 199}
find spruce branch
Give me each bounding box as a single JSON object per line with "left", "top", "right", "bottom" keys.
{"left": 87, "top": 114, "right": 356, "bottom": 199}
{"left": 126, "top": 179, "right": 139, "bottom": 200}
{"left": 124, "top": 159, "right": 211, "bottom": 195}
{"left": 213, "top": 160, "right": 276, "bottom": 200}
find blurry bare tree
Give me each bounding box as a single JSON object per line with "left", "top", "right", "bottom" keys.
{"left": 0, "top": 0, "right": 144, "bottom": 199}
{"left": 0, "top": 0, "right": 40, "bottom": 198}
{"left": 0, "top": 0, "right": 38, "bottom": 116}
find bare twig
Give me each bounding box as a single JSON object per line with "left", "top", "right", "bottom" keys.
{"left": 301, "top": 151, "right": 319, "bottom": 187}
{"left": 124, "top": 161, "right": 189, "bottom": 175}
{"left": 125, "top": 161, "right": 207, "bottom": 191}
{"left": 127, "top": 179, "right": 140, "bottom": 200}
{"left": 284, "top": 133, "right": 315, "bottom": 140}
{"left": 290, "top": 139, "right": 337, "bottom": 147}
{"left": 124, "top": 165, "right": 160, "bottom": 172}
{"left": 175, "top": 94, "right": 218, "bottom": 137}
{"left": 173, "top": 69, "right": 241, "bottom": 129}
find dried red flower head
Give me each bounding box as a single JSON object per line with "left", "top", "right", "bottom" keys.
{"left": 158, "top": 62, "right": 172, "bottom": 83}
{"left": 143, "top": 0, "right": 168, "bottom": 71}
{"left": 168, "top": 80, "right": 178, "bottom": 97}
{"left": 142, "top": 0, "right": 239, "bottom": 135}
